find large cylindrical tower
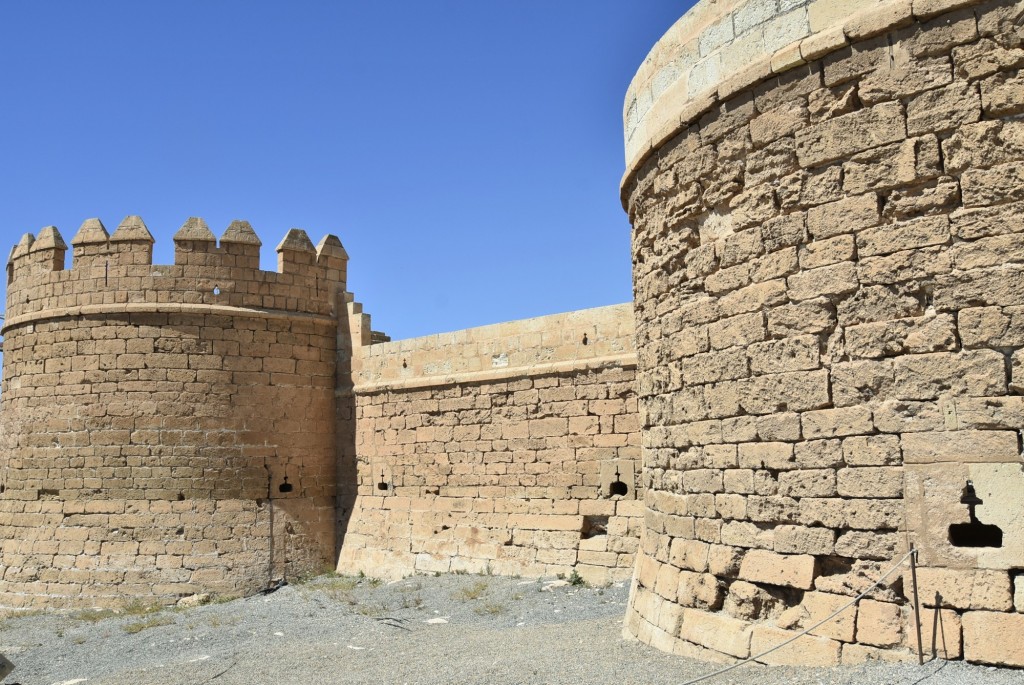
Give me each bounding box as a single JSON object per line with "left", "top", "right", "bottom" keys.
{"left": 623, "top": 0, "right": 1024, "bottom": 668}
{"left": 0, "top": 216, "right": 347, "bottom": 608}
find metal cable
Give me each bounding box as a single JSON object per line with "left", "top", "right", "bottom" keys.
{"left": 676, "top": 548, "right": 918, "bottom": 685}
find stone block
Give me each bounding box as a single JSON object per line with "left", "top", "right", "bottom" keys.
{"left": 962, "top": 611, "right": 1024, "bottom": 667}
{"left": 738, "top": 442, "right": 796, "bottom": 470}
{"left": 856, "top": 215, "right": 950, "bottom": 258}
{"left": 961, "top": 161, "right": 1024, "bottom": 208}
{"left": 845, "top": 499, "right": 904, "bottom": 530}
{"left": 801, "top": 407, "right": 873, "bottom": 439}
{"left": 798, "top": 100, "right": 905, "bottom": 169}
{"left": 857, "top": 598, "right": 902, "bottom": 647}
{"left": 834, "top": 530, "right": 900, "bottom": 560}
{"left": 789, "top": 262, "right": 860, "bottom": 301}
{"left": 806, "top": 193, "right": 879, "bottom": 240}
{"left": 844, "top": 136, "right": 941, "bottom": 195}
{"left": 842, "top": 435, "right": 901, "bottom": 466}
{"left": 909, "top": 605, "right": 962, "bottom": 660}
{"left": 943, "top": 121, "right": 1024, "bottom": 176}
{"left": 907, "top": 81, "right": 980, "bottom": 136}
{"left": 845, "top": 314, "right": 957, "bottom": 359}
{"left": 911, "top": 567, "right": 1013, "bottom": 611}
{"left": 859, "top": 54, "right": 952, "bottom": 106}
{"left": 738, "top": 549, "right": 816, "bottom": 589}
{"left": 837, "top": 467, "right": 903, "bottom": 498}
{"left": 774, "top": 525, "right": 836, "bottom": 555}
{"left": 750, "top": 624, "right": 842, "bottom": 665}
{"left": 893, "top": 350, "right": 1006, "bottom": 400}
{"left": 841, "top": 643, "right": 915, "bottom": 664}
{"left": 678, "top": 607, "right": 752, "bottom": 658}
{"left": 831, "top": 358, "right": 897, "bottom": 405}
{"left": 767, "top": 299, "right": 836, "bottom": 337}
{"left": 901, "top": 430, "right": 1020, "bottom": 463}
{"left": 741, "top": 370, "right": 831, "bottom": 415}
{"left": 799, "top": 234, "right": 855, "bottom": 269}
{"left": 981, "top": 70, "right": 1024, "bottom": 117}
{"left": 747, "top": 335, "right": 820, "bottom": 375}
{"left": 802, "top": 590, "right": 857, "bottom": 641}
{"left": 778, "top": 470, "right": 837, "bottom": 498}
{"left": 708, "top": 312, "right": 766, "bottom": 350}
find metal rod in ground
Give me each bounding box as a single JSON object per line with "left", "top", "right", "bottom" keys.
{"left": 910, "top": 543, "right": 924, "bottom": 665}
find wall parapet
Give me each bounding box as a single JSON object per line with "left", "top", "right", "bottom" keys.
{"left": 622, "top": 0, "right": 987, "bottom": 192}
{"left": 351, "top": 303, "right": 635, "bottom": 390}
{"left": 5, "top": 216, "right": 350, "bottom": 323}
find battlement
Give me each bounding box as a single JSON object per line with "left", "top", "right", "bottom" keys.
{"left": 5, "top": 215, "right": 351, "bottom": 325}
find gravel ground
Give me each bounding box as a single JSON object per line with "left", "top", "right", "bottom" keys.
{"left": 2, "top": 574, "right": 1022, "bottom": 685}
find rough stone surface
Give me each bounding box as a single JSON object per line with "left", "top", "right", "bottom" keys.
{"left": 623, "top": 0, "right": 1024, "bottom": 668}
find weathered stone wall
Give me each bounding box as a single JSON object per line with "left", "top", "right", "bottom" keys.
{"left": 623, "top": 0, "right": 1024, "bottom": 668}
{"left": 337, "top": 305, "right": 643, "bottom": 585}
{"left": 0, "top": 217, "right": 346, "bottom": 608}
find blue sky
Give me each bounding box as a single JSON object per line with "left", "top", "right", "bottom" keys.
{"left": 0, "top": 2, "right": 686, "bottom": 340}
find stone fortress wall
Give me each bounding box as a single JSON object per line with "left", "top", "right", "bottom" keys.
{"left": 0, "top": 216, "right": 350, "bottom": 607}
{"left": 2, "top": 0, "right": 1024, "bottom": 672}
{"left": 622, "top": 0, "right": 1024, "bottom": 669}
{"left": 338, "top": 304, "right": 642, "bottom": 585}
{"left": 0, "top": 218, "right": 643, "bottom": 606}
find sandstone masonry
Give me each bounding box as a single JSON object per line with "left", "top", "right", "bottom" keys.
{"left": 622, "top": 0, "right": 1024, "bottom": 669}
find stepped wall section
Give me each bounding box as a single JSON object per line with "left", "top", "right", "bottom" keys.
{"left": 338, "top": 304, "right": 643, "bottom": 585}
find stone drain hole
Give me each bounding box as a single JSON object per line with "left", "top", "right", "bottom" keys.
{"left": 376, "top": 470, "right": 390, "bottom": 492}
{"left": 581, "top": 515, "right": 608, "bottom": 540}
{"left": 949, "top": 480, "right": 1003, "bottom": 548}
{"left": 609, "top": 465, "right": 628, "bottom": 497}
{"left": 582, "top": 333, "right": 588, "bottom": 346}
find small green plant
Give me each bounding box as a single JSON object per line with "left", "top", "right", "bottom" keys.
{"left": 474, "top": 602, "right": 505, "bottom": 615}
{"left": 123, "top": 615, "right": 173, "bottom": 634}
{"left": 72, "top": 608, "right": 118, "bottom": 623}
{"left": 72, "top": 636, "right": 86, "bottom": 645}
{"left": 454, "top": 580, "right": 489, "bottom": 601}
{"left": 356, "top": 602, "right": 388, "bottom": 618}
{"left": 401, "top": 594, "right": 424, "bottom": 610}
{"left": 568, "top": 570, "right": 586, "bottom": 587}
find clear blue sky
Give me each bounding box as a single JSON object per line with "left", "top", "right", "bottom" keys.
{"left": 0, "top": 2, "right": 686, "bottom": 340}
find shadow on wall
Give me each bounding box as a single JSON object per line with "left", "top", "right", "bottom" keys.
{"left": 335, "top": 296, "right": 358, "bottom": 563}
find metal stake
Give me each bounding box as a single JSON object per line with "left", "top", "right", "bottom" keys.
{"left": 910, "top": 543, "right": 924, "bottom": 665}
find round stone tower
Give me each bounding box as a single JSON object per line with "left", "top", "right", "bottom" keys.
{"left": 622, "top": 0, "right": 1024, "bottom": 668}
{"left": 0, "top": 216, "right": 348, "bottom": 608}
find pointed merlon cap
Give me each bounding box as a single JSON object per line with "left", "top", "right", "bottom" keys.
{"left": 220, "top": 219, "right": 262, "bottom": 245}
{"left": 71, "top": 218, "right": 109, "bottom": 246}
{"left": 110, "top": 215, "right": 154, "bottom": 243}
{"left": 316, "top": 234, "right": 348, "bottom": 260}
{"left": 174, "top": 216, "right": 216, "bottom": 242}
{"left": 276, "top": 228, "right": 316, "bottom": 253}
{"left": 30, "top": 226, "right": 68, "bottom": 252}
{"left": 11, "top": 232, "right": 35, "bottom": 259}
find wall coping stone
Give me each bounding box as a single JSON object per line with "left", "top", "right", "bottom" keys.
{"left": 620, "top": 0, "right": 986, "bottom": 203}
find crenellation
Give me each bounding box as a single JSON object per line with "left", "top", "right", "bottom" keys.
{"left": 5, "top": 216, "right": 360, "bottom": 324}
